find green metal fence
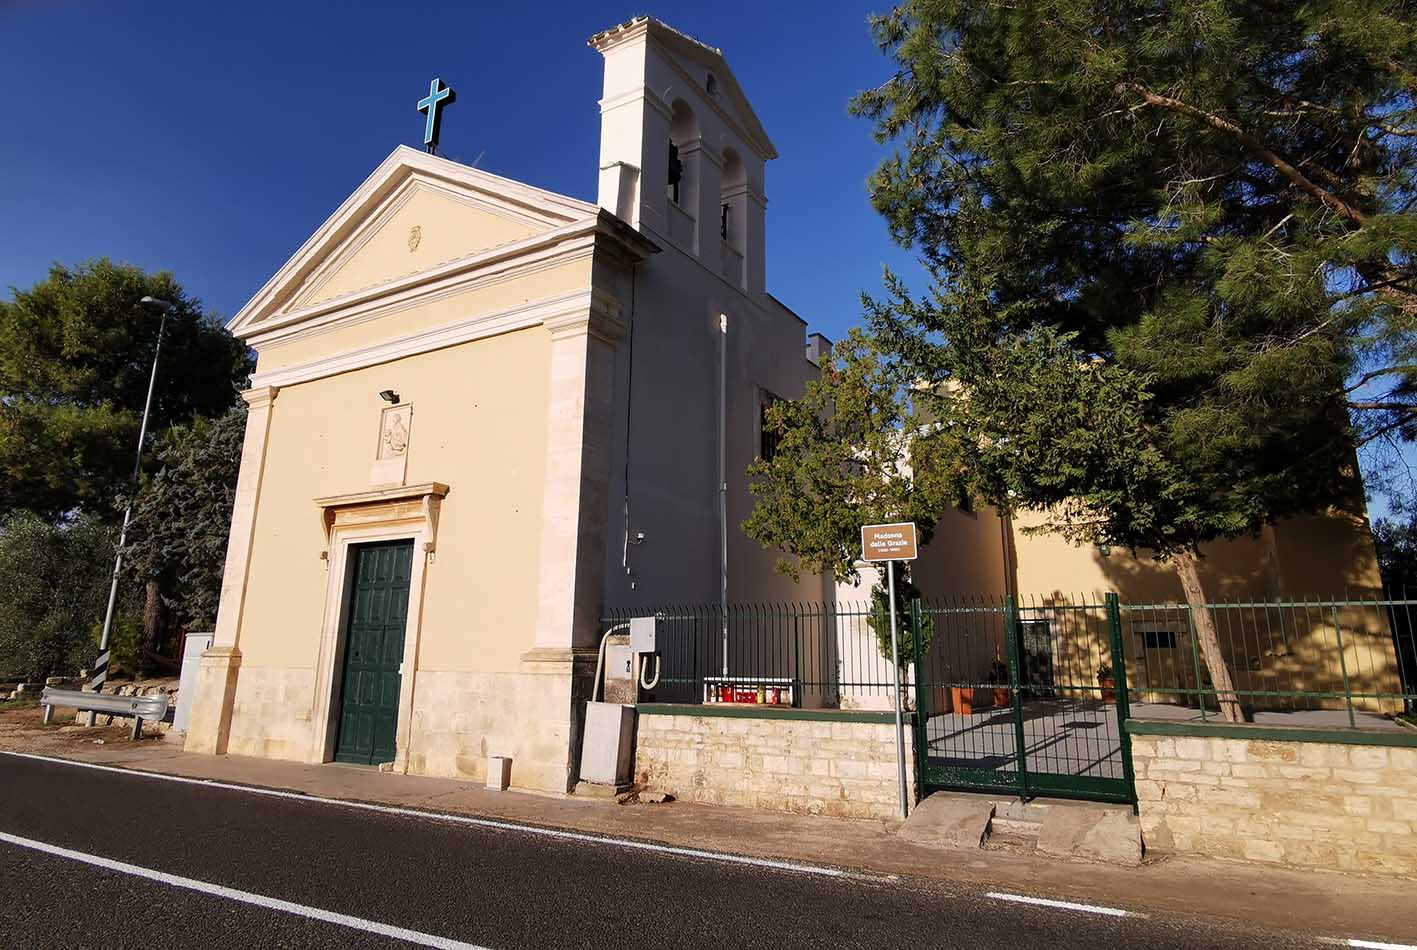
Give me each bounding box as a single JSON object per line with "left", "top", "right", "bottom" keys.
{"left": 602, "top": 594, "right": 1417, "bottom": 805}
{"left": 1119, "top": 597, "right": 1417, "bottom": 726}
{"left": 602, "top": 602, "right": 903, "bottom": 707}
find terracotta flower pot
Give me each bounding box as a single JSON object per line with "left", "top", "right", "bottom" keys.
{"left": 951, "top": 686, "right": 981, "bottom": 715}
{"left": 992, "top": 686, "right": 1010, "bottom": 707}
{"left": 1098, "top": 676, "right": 1116, "bottom": 704}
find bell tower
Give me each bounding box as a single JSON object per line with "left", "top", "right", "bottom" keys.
{"left": 588, "top": 17, "right": 776, "bottom": 299}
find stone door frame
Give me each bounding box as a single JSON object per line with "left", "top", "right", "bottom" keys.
{"left": 312, "top": 483, "right": 447, "bottom": 773}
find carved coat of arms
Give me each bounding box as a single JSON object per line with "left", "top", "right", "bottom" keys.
{"left": 407, "top": 225, "right": 422, "bottom": 252}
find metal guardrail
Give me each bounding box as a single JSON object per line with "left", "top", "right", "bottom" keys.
{"left": 41, "top": 687, "right": 169, "bottom": 739}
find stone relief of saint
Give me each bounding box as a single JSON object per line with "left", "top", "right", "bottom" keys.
{"left": 382, "top": 414, "right": 410, "bottom": 457}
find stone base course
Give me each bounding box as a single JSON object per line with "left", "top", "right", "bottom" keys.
{"left": 1132, "top": 729, "right": 1417, "bottom": 875}
{"left": 634, "top": 710, "right": 912, "bottom": 821}
{"left": 191, "top": 661, "right": 589, "bottom": 794}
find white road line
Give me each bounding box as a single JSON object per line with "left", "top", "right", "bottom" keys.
{"left": 984, "top": 891, "right": 1131, "bottom": 917}
{"left": 1348, "top": 940, "right": 1417, "bottom": 950}
{"left": 0, "top": 830, "right": 488, "bottom": 950}
{"left": 0, "top": 750, "right": 894, "bottom": 884}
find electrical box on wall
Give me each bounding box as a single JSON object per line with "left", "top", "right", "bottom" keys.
{"left": 605, "top": 643, "right": 633, "bottom": 681}
{"left": 630, "top": 616, "right": 658, "bottom": 654}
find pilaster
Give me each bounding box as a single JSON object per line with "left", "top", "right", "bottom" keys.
{"left": 185, "top": 385, "right": 277, "bottom": 756}
{"left": 530, "top": 295, "right": 624, "bottom": 657}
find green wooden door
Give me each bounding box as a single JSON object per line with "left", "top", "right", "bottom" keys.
{"left": 333, "top": 540, "right": 413, "bottom": 765}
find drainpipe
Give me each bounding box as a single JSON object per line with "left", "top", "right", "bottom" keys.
{"left": 719, "top": 313, "right": 729, "bottom": 677}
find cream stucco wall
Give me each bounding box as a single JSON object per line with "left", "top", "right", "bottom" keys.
{"left": 593, "top": 21, "right": 830, "bottom": 614}
{"left": 255, "top": 258, "right": 592, "bottom": 373}
{"left": 237, "top": 326, "right": 550, "bottom": 676}
{"left": 296, "top": 185, "right": 543, "bottom": 309}
{"left": 1007, "top": 508, "right": 1386, "bottom": 603}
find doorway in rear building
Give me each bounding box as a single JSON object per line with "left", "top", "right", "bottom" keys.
{"left": 333, "top": 539, "right": 414, "bottom": 766}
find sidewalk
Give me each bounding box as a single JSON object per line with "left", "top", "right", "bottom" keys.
{"left": 3, "top": 703, "right": 1414, "bottom": 943}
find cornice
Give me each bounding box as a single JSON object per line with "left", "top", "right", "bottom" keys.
{"left": 315, "top": 481, "right": 450, "bottom": 510}
{"left": 249, "top": 288, "right": 604, "bottom": 390}
{"left": 241, "top": 386, "right": 279, "bottom": 410}
{"left": 241, "top": 217, "right": 601, "bottom": 348}
{"left": 599, "top": 85, "right": 673, "bottom": 123}
{"left": 544, "top": 289, "right": 626, "bottom": 344}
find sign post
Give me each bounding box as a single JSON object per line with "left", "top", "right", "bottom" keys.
{"left": 861, "top": 522, "right": 918, "bottom": 819}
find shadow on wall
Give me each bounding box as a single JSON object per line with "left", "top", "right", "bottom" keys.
{"left": 901, "top": 505, "right": 1403, "bottom": 716}
{"left": 1055, "top": 512, "right": 1398, "bottom": 715}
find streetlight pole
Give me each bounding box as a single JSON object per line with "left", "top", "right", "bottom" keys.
{"left": 87, "top": 295, "right": 174, "bottom": 725}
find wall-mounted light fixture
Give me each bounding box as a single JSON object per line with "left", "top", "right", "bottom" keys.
{"left": 379, "top": 389, "right": 400, "bottom": 404}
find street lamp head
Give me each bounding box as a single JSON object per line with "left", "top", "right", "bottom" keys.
{"left": 379, "top": 389, "right": 400, "bottom": 404}
{"left": 139, "top": 296, "right": 176, "bottom": 313}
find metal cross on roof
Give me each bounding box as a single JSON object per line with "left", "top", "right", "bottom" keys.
{"left": 417, "top": 78, "right": 455, "bottom": 152}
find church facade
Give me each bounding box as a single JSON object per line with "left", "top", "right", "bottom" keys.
{"left": 183, "top": 16, "right": 1396, "bottom": 794}
{"left": 184, "top": 18, "right": 830, "bottom": 790}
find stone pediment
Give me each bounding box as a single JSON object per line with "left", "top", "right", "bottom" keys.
{"left": 227, "top": 147, "right": 600, "bottom": 342}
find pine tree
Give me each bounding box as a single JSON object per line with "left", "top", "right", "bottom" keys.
{"left": 122, "top": 407, "right": 247, "bottom": 657}
{"left": 751, "top": 1, "right": 1417, "bottom": 722}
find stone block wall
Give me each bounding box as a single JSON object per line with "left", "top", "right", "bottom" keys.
{"left": 225, "top": 666, "right": 317, "bottom": 761}
{"left": 1132, "top": 726, "right": 1417, "bottom": 875}
{"left": 635, "top": 709, "right": 912, "bottom": 821}
{"left": 405, "top": 668, "right": 583, "bottom": 793}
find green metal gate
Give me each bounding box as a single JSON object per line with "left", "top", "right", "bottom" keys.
{"left": 911, "top": 594, "right": 1136, "bottom": 804}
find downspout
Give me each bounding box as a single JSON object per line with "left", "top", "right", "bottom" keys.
{"left": 719, "top": 312, "right": 729, "bottom": 676}
{"left": 621, "top": 269, "right": 638, "bottom": 585}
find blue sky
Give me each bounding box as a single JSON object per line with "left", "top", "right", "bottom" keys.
{"left": 0, "top": 0, "right": 914, "bottom": 344}
{"left": 3, "top": 0, "right": 1407, "bottom": 520}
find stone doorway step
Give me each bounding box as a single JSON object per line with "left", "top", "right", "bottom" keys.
{"left": 898, "top": 792, "right": 1143, "bottom": 866}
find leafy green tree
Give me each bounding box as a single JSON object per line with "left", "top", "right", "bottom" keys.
{"left": 746, "top": 330, "right": 947, "bottom": 665}
{"left": 0, "top": 513, "right": 139, "bottom": 681}
{"left": 121, "top": 407, "right": 246, "bottom": 660}
{"left": 868, "top": 565, "right": 934, "bottom": 667}
{"left": 0, "top": 259, "right": 252, "bottom": 521}
{"left": 745, "top": 329, "right": 951, "bottom": 581}
{"left": 1374, "top": 514, "right": 1417, "bottom": 594}
{"left": 1370, "top": 515, "right": 1417, "bottom": 702}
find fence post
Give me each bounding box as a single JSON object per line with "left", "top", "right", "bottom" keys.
{"left": 1331, "top": 604, "right": 1357, "bottom": 729}
{"left": 1004, "top": 594, "right": 1030, "bottom": 801}
{"left": 911, "top": 598, "right": 928, "bottom": 803}
{"left": 1106, "top": 593, "right": 1138, "bottom": 805}
{"left": 1185, "top": 606, "right": 1208, "bottom": 722}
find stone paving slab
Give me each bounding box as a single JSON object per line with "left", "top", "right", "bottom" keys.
{"left": 1036, "top": 802, "right": 1144, "bottom": 866}
{"left": 897, "top": 793, "right": 995, "bottom": 850}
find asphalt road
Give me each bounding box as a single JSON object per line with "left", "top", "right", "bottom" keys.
{"left": 0, "top": 754, "right": 1392, "bottom": 950}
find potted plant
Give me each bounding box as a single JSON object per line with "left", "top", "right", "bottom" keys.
{"left": 950, "top": 684, "right": 976, "bottom": 715}
{"left": 1097, "top": 663, "right": 1117, "bottom": 704}
{"left": 989, "top": 659, "right": 1010, "bottom": 707}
